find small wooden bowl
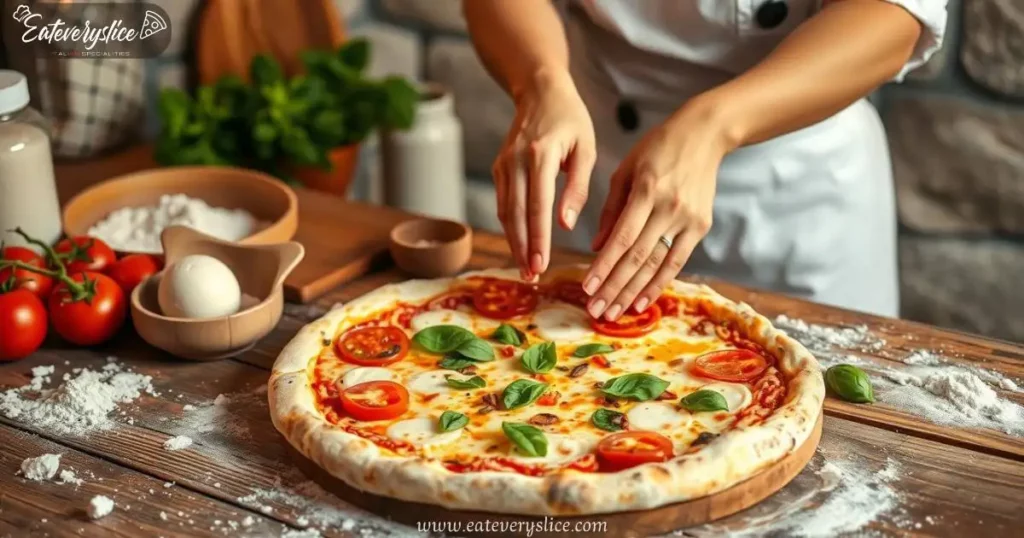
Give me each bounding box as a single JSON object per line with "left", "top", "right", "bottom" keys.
{"left": 389, "top": 218, "right": 472, "bottom": 278}
{"left": 131, "top": 226, "right": 304, "bottom": 361}
{"left": 63, "top": 166, "right": 298, "bottom": 255}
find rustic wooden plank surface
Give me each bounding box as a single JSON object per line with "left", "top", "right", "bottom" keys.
{"left": 2, "top": 342, "right": 1022, "bottom": 537}
{"left": 0, "top": 423, "right": 288, "bottom": 538}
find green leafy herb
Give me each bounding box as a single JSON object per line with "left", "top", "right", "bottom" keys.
{"left": 679, "top": 390, "right": 729, "bottom": 412}
{"left": 438, "top": 356, "right": 477, "bottom": 371}
{"left": 601, "top": 373, "right": 670, "bottom": 401}
{"left": 439, "top": 411, "right": 468, "bottom": 432}
{"left": 413, "top": 325, "right": 476, "bottom": 354}
{"left": 825, "top": 364, "right": 875, "bottom": 403}
{"left": 446, "top": 375, "right": 486, "bottom": 390}
{"left": 502, "top": 379, "right": 549, "bottom": 410}
{"left": 520, "top": 342, "right": 557, "bottom": 374}
{"left": 573, "top": 343, "right": 614, "bottom": 358}
{"left": 492, "top": 324, "right": 525, "bottom": 346}
{"left": 591, "top": 409, "right": 626, "bottom": 432}
{"left": 455, "top": 338, "right": 495, "bottom": 362}
{"left": 501, "top": 422, "right": 547, "bottom": 457}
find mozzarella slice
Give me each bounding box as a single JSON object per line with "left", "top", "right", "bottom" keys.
{"left": 340, "top": 367, "right": 395, "bottom": 388}
{"left": 411, "top": 310, "right": 474, "bottom": 332}
{"left": 698, "top": 383, "right": 753, "bottom": 413}
{"left": 534, "top": 306, "right": 594, "bottom": 342}
{"left": 626, "top": 402, "right": 691, "bottom": 431}
{"left": 508, "top": 433, "right": 595, "bottom": 465}
{"left": 387, "top": 417, "right": 463, "bottom": 448}
{"left": 406, "top": 369, "right": 457, "bottom": 395}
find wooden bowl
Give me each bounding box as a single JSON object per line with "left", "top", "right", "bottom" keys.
{"left": 131, "top": 226, "right": 304, "bottom": 361}
{"left": 62, "top": 166, "right": 298, "bottom": 255}
{"left": 389, "top": 218, "right": 472, "bottom": 278}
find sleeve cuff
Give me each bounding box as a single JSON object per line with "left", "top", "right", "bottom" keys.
{"left": 882, "top": 0, "right": 949, "bottom": 82}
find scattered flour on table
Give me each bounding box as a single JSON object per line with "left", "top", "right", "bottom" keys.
{"left": 87, "top": 193, "right": 265, "bottom": 254}
{"left": 0, "top": 358, "right": 155, "bottom": 436}
{"left": 684, "top": 455, "right": 903, "bottom": 538}
{"left": 163, "top": 435, "right": 194, "bottom": 451}
{"left": 87, "top": 495, "right": 114, "bottom": 520}
{"left": 775, "top": 315, "right": 1024, "bottom": 436}
{"left": 20, "top": 453, "right": 61, "bottom": 481}
{"left": 58, "top": 469, "right": 83, "bottom": 486}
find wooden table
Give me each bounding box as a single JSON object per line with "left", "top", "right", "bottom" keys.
{"left": 3, "top": 182, "right": 1023, "bottom": 537}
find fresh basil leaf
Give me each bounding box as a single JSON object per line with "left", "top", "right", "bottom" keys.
{"left": 520, "top": 342, "right": 557, "bottom": 374}
{"left": 573, "top": 343, "right": 614, "bottom": 358}
{"left": 413, "top": 325, "right": 476, "bottom": 354}
{"left": 601, "top": 373, "right": 670, "bottom": 401}
{"left": 502, "top": 379, "right": 549, "bottom": 410}
{"left": 591, "top": 409, "right": 626, "bottom": 432}
{"left": 679, "top": 390, "right": 729, "bottom": 413}
{"left": 501, "top": 421, "right": 547, "bottom": 457}
{"left": 446, "top": 375, "right": 486, "bottom": 390}
{"left": 455, "top": 338, "right": 495, "bottom": 362}
{"left": 492, "top": 324, "right": 525, "bottom": 346}
{"left": 825, "top": 364, "right": 875, "bottom": 403}
{"left": 438, "top": 356, "right": 476, "bottom": 371}
{"left": 439, "top": 411, "right": 468, "bottom": 432}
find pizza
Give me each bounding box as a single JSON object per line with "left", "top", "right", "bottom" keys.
{"left": 269, "top": 266, "right": 824, "bottom": 515}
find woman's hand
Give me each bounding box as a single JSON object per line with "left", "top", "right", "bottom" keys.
{"left": 494, "top": 70, "right": 596, "bottom": 279}
{"left": 583, "top": 101, "right": 735, "bottom": 320}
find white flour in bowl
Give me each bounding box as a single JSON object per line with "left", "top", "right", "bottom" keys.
{"left": 87, "top": 193, "right": 264, "bottom": 253}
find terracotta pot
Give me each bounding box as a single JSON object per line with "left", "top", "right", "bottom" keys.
{"left": 292, "top": 144, "right": 360, "bottom": 196}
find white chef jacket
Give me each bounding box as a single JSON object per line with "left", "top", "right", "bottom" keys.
{"left": 553, "top": 0, "right": 947, "bottom": 317}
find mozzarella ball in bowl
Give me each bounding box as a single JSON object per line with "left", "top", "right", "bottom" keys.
{"left": 157, "top": 254, "right": 241, "bottom": 319}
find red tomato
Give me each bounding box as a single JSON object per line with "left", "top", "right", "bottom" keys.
{"left": 105, "top": 254, "right": 161, "bottom": 297}
{"left": 596, "top": 431, "right": 675, "bottom": 472}
{"left": 472, "top": 279, "right": 538, "bottom": 319}
{"left": 0, "top": 289, "right": 47, "bottom": 361}
{"left": 48, "top": 272, "right": 126, "bottom": 346}
{"left": 55, "top": 236, "right": 116, "bottom": 274}
{"left": 550, "top": 280, "right": 589, "bottom": 308}
{"left": 340, "top": 381, "right": 410, "bottom": 421}
{"left": 0, "top": 246, "right": 53, "bottom": 299}
{"left": 655, "top": 295, "right": 680, "bottom": 317}
{"left": 591, "top": 304, "right": 662, "bottom": 337}
{"left": 691, "top": 349, "right": 769, "bottom": 383}
{"left": 336, "top": 326, "right": 410, "bottom": 366}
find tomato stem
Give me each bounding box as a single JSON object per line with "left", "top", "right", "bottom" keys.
{"left": 1, "top": 228, "right": 93, "bottom": 302}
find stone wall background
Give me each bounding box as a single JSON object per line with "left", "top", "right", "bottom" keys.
{"left": 147, "top": 0, "right": 1024, "bottom": 342}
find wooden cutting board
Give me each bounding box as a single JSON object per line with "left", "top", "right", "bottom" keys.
{"left": 284, "top": 189, "right": 412, "bottom": 303}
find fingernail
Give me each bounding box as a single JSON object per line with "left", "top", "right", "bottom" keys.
{"left": 589, "top": 299, "right": 606, "bottom": 318}
{"left": 605, "top": 304, "right": 622, "bottom": 321}
{"left": 564, "top": 209, "right": 577, "bottom": 229}
{"left": 635, "top": 297, "right": 649, "bottom": 312}
{"left": 531, "top": 253, "right": 543, "bottom": 274}
{"left": 584, "top": 277, "right": 600, "bottom": 295}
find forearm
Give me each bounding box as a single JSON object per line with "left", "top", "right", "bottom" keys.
{"left": 463, "top": 0, "right": 570, "bottom": 102}
{"left": 687, "top": 0, "right": 923, "bottom": 149}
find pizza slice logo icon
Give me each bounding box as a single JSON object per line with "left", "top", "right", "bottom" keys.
{"left": 139, "top": 10, "right": 167, "bottom": 40}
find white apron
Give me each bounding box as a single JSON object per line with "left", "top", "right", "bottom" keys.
{"left": 553, "top": 0, "right": 946, "bottom": 318}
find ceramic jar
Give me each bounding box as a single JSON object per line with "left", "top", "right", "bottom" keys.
{"left": 381, "top": 84, "right": 466, "bottom": 221}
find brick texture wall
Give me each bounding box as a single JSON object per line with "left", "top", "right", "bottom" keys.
{"left": 146, "top": 0, "right": 1024, "bottom": 342}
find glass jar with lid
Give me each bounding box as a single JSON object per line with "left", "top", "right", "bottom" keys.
{"left": 0, "top": 70, "right": 62, "bottom": 252}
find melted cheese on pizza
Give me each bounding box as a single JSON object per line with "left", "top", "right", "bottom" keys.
{"left": 311, "top": 274, "right": 787, "bottom": 475}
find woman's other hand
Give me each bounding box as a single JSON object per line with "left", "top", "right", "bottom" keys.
{"left": 583, "top": 99, "right": 735, "bottom": 320}
{"left": 493, "top": 70, "right": 596, "bottom": 280}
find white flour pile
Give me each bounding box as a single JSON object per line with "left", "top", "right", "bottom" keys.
{"left": 87, "top": 495, "right": 114, "bottom": 520}
{"left": 775, "top": 315, "right": 1024, "bottom": 436}
{"left": 87, "top": 193, "right": 264, "bottom": 253}
{"left": 20, "top": 453, "right": 61, "bottom": 481}
{"left": 58, "top": 469, "right": 83, "bottom": 486}
{"left": 163, "top": 435, "right": 194, "bottom": 451}
{"left": 0, "top": 358, "right": 155, "bottom": 435}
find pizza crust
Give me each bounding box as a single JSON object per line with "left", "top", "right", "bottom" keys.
{"left": 269, "top": 267, "right": 824, "bottom": 515}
